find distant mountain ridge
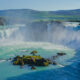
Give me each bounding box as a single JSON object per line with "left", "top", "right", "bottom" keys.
{"left": 0, "top": 9, "right": 80, "bottom": 15}
{"left": 0, "top": 9, "right": 80, "bottom": 24}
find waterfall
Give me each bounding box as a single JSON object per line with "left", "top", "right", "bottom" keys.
{"left": 0, "top": 24, "right": 48, "bottom": 42}
{"left": 47, "top": 22, "right": 51, "bottom": 42}
{"left": 0, "top": 25, "right": 24, "bottom": 41}
{"left": 0, "top": 21, "right": 80, "bottom": 48}
{"left": 63, "top": 22, "right": 79, "bottom": 27}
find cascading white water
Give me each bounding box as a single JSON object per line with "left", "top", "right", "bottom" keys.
{"left": 0, "top": 26, "right": 19, "bottom": 40}
{"left": 0, "top": 21, "right": 80, "bottom": 49}
{"left": 62, "top": 22, "right": 79, "bottom": 27}
{"left": 47, "top": 22, "right": 51, "bottom": 42}
{"left": 47, "top": 21, "right": 80, "bottom": 48}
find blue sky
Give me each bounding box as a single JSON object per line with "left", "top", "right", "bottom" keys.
{"left": 0, "top": 0, "right": 80, "bottom": 11}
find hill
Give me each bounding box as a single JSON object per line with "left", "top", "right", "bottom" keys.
{"left": 0, "top": 9, "right": 80, "bottom": 24}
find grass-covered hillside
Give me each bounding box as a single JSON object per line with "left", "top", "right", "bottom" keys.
{"left": 0, "top": 9, "right": 80, "bottom": 24}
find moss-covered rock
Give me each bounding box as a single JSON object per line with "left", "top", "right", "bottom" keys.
{"left": 30, "top": 50, "right": 38, "bottom": 55}
{"left": 43, "top": 62, "right": 49, "bottom": 66}
{"left": 13, "top": 55, "right": 50, "bottom": 67}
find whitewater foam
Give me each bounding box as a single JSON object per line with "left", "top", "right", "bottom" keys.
{"left": 0, "top": 42, "right": 72, "bottom": 51}
{"left": 63, "top": 22, "right": 79, "bottom": 27}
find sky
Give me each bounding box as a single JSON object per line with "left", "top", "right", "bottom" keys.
{"left": 0, "top": 0, "right": 80, "bottom": 11}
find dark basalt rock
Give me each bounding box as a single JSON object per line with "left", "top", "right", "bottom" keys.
{"left": 13, "top": 55, "right": 50, "bottom": 67}
{"left": 31, "top": 66, "right": 36, "bottom": 70}
{"left": 57, "top": 52, "right": 66, "bottom": 56}
{"left": 53, "top": 56, "right": 58, "bottom": 59}
{"left": 53, "top": 61, "right": 57, "bottom": 65}
{"left": 12, "top": 51, "right": 66, "bottom": 68}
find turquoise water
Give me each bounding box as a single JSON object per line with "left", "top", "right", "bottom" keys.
{"left": 0, "top": 42, "right": 75, "bottom": 80}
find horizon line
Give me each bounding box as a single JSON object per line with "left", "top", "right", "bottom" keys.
{"left": 0, "top": 8, "right": 80, "bottom": 12}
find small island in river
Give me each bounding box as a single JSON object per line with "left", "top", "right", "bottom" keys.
{"left": 12, "top": 50, "right": 66, "bottom": 69}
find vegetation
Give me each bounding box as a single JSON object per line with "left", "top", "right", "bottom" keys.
{"left": 0, "top": 9, "right": 80, "bottom": 25}
{"left": 12, "top": 50, "right": 66, "bottom": 69}
{"left": 13, "top": 51, "right": 51, "bottom": 67}
{"left": 30, "top": 50, "right": 38, "bottom": 56}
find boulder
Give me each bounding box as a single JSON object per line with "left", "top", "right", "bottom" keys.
{"left": 13, "top": 55, "right": 50, "bottom": 67}
{"left": 57, "top": 52, "right": 66, "bottom": 56}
